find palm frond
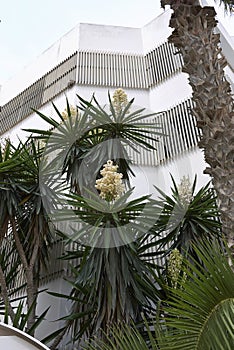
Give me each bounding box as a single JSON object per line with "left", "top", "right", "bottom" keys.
{"left": 24, "top": 93, "right": 163, "bottom": 189}
{"left": 215, "top": 0, "right": 234, "bottom": 12}
{"left": 83, "top": 312, "right": 164, "bottom": 350}
{"left": 160, "top": 239, "right": 234, "bottom": 350}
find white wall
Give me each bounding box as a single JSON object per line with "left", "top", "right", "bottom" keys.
{"left": 141, "top": 9, "right": 173, "bottom": 53}
{"left": 0, "top": 10, "right": 173, "bottom": 106}
{"left": 131, "top": 147, "right": 210, "bottom": 200}
{"left": 36, "top": 278, "right": 71, "bottom": 345}
{"left": 149, "top": 73, "right": 192, "bottom": 113}
{"left": 79, "top": 23, "right": 143, "bottom": 53}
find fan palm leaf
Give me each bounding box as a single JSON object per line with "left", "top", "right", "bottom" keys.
{"left": 83, "top": 238, "right": 234, "bottom": 350}
{"left": 160, "top": 239, "right": 234, "bottom": 350}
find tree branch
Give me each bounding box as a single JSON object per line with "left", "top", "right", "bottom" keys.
{"left": 0, "top": 264, "right": 16, "bottom": 322}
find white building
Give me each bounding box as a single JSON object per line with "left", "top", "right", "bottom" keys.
{"left": 1, "top": 8, "right": 233, "bottom": 189}
{"left": 0, "top": 5, "right": 233, "bottom": 349}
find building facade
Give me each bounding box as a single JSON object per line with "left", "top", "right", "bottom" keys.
{"left": 0, "top": 6, "right": 233, "bottom": 349}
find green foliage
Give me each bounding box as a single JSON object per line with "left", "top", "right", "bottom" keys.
{"left": 0, "top": 140, "right": 23, "bottom": 239}
{"left": 47, "top": 168, "right": 162, "bottom": 342}
{"left": 53, "top": 188, "right": 159, "bottom": 248}
{"left": 216, "top": 0, "right": 234, "bottom": 12}
{"left": 154, "top": 175, "right": 222, "bottom": 259}
{"left": 160, "top": 239, "right": 234, "bottom": 350}
{"left": 49, "top": 235, "right": 161, "bottom": 343}
{"left": 25, "top": 93, "right": 162, "bottom": 188}
{"left": 1, "top": 91, "right": 228, "bottom": 349}
{"left": 84, "top": 238, "right": 234, "bottom": 350}
{"left": 83, "top": 315, "right": 163, "bottom": 350}
{"left": 0, "top": 138, "right": 55, "bottom": 334}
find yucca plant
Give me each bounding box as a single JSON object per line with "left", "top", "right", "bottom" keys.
{"left": 22, "top": 90, "right": 164, "bottom": 348}
{"left": 24, "top": 90, "right": 162, "bottom": 190}
{"left": 0, "top": 138, "right": 55, "bottom": 334}
{"left": 154, "top": 175, "right": 222, "bottom": 260}
{"left": 47, "top": 187, "right": 162, "bottom": 347}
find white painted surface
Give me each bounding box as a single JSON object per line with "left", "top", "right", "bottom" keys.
{"left": 0, "top": 323, "right": 50, "bottom": 350}
{"left": 131, "top": 147, "right": 210, "bottom": 200}
{"left": 36, "top": 279, "right": 72, "bottom": 345}
{"left": 79, "top": 23, "right": 143, "bottom": 53}
{"left": 141, "top": 9, "right": 173, "bottom": 53}
{"left": 0, "top": 9, "right": 233, "bottom": 107}
{"left": 149, "top": 73, "right": 192, "bottom": 113}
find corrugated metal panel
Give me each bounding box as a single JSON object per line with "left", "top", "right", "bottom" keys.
{"left": 128, "top": 98, "right": 200, "bottom": 167}
{"left": 0, "top": 41, "right": 184, "bottom": 135}
{"left": 42, "top": 52, "right": 77, "bottom": 104}
{"left": 0, "top": 78, "right": 45, "bottom": 135}
{"left": 146, "top": 42, "right": 183, "bottom": 86}
{"left": 76, "top": 50, "right": 148, "bottom": 89}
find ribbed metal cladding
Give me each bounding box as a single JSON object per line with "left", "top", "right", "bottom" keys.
{"left": 42, "top": 52, "right": 77, "bottom": 104}
{"left": 0, "top": 53, "right": 77, "bottom": 135}
{"left": 0, "top": 78, "right": 45, "bottom": 135}
{"left": 127, "top": 117, "right": 160, "bottom": 167}
{"left": 0, "top": 41, "right": 185, "bottom": 136}
{"left": 76, "top": 50, "right": 149, "bottom": 88}
{"left": 128, "top": 98, "right": 201, "bottom": 167}
{"left": 146, "top": 42, "right": 184, "bottom": 86}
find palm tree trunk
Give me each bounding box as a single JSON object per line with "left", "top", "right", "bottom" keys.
{"left": 161, "top": 1, "right": 234, "bottom": 242}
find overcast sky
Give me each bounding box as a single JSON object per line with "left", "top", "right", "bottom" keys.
{"left": 0, "top": 0, "right": 233, "bottom": 84}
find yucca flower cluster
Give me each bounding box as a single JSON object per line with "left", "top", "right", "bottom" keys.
{"left": 177, "top": 175, "right": 193, "bottom": 206}
{"left": 112, "top": 88, "right": 128, "bottom": 115}
{"left": 61, "top": 105, "right": 78, "bottom": 120}
{"left": 0, "top": 138, "right": 7, "bottom": 155}
{"left": 167, "top": 248, "right": 187, "bottom": 289}
{"left": 95, "top": 160, "right": 125, "bottom": 201}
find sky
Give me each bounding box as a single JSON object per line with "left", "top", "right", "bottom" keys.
{"left": 0, "top": 0, "right": 233, "bottom": 84}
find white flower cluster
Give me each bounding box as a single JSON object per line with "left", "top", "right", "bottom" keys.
{"left": 177, "top": 175, "right": 193, "bottom": 206}
{"left": 167, "top": 248, "right": 187, "bottom": 289}
{"left": 112, "top": 88, "right": 128, "bottom": 115}
{"left": 61, "top": 105, "right": 78, "bottom": 120}
{"left": 0, "top": 138, "right": 7, "bottom": 154}
{"left": 95, "top": 160, "right": 125, "bottom": 201}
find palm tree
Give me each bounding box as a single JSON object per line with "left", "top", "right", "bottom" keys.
{"left": 160, "top": 0, "right": 234, "bottom": 242}
{"left": 159, "top": 239, "right": 234, "bottom": 350}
